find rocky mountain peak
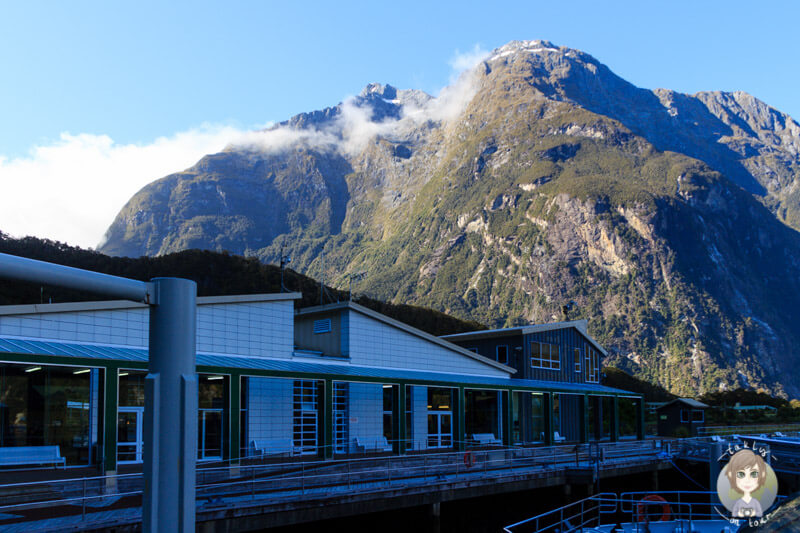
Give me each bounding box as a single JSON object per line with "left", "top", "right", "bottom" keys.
{"left": 360, "top": 82, "right": 398, "bottom": 100}
{"left": 97, "top": 40, "right": 800, "bottom": 398}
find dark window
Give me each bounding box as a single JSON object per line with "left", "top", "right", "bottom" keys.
{"left": 692, "top": 410, "right": 704, "bottom": 423}
{"left": 680, "top": 409, "right": 690, "bottom": 423}
{"left": 496, "top": 345, "right": 509, "bottom": 364}
{"left": 574, "top": 348, "right": 581, "bottom": 373}
{"left": 467, "top": 347, "right": 479, "bottom": 354}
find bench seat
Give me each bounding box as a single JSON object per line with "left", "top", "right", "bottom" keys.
{"left": 471, "top": 433, "right": 502, "bottom": 446}
{"left": 0, "top": 445, "right": 67, "bottom": 468}
{"left": 251, "top": 438, "right": 298, "bottom": 457}
{"left": 355, "top": 436, "right": 392, "bottom": 452}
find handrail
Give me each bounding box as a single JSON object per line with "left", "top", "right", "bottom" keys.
{"left": 699, "top": 424, "right": 800, "bottom": 436}
{"left": 0, "top": 439, "right": 669, "bottom": 523}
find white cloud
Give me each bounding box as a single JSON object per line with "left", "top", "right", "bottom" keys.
{"left": 0, "top": 125, "right": 244, "bottom": 249}
{"left": 0, "top": 44, "right": 493, "bottom": 252}
{"left": 449, "top": 44, "right": 490, "bottom": 74}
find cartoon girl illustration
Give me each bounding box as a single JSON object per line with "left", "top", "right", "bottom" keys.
{"left": 725, "top": 449, "right": 767, "bottom": 518}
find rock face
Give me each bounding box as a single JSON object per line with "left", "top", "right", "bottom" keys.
{"left": 99, "top": 40, "right": 800, "bottom": 398}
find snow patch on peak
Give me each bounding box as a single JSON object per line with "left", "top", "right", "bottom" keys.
{"left": 488, "top": 39, "right": 562, "bottom": 61}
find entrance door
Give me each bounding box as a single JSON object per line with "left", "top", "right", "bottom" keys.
{"left": 199, "top": 409, "right": 223, "bottom": 461}
{"left": 427, "top": 412, "right": 452, "bottom": 448}
{"left": 117, "top": 406, "right": 143, "bottom": 464}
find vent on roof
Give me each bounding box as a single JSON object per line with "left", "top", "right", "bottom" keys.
{"left": 313, "top": 319, "right": 332, "bottom": 334}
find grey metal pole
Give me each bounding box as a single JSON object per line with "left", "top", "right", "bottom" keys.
{"left": 144, "top": 278, "right": 197, "bottom": 533}
{"left": 0, "top": 254, "right": 197, "bottom": 532}
{"left": 0, "top": 252, "right": 153, "bottom": 302}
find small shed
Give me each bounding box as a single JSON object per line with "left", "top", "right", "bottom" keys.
{"left": 656, "top": 398, "right": 709, "bottom": 437}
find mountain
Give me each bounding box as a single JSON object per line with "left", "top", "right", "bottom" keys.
{"left": 97, "top": 40, "right": 800, "bottom": 398}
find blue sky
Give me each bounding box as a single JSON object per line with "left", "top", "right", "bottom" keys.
{"left": 1, "top": 1, "right": 798, "bottom": 248}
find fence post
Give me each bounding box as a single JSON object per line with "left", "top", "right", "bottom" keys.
{"left": 82, "top": 477, "right": 87, "bottom": 520}
{"left": 251, "top": 467, "right": 255, "bottom": 500}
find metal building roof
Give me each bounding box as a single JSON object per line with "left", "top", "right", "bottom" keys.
{"left": 0, "top": 336, "right": 637, "bottom": 396}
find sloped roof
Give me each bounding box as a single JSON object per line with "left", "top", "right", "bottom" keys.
{"left": 658, "top": 398, "right": 709, "bottom": 410}
{"left": 296, "top": 301, "right": 515, "bottom": 375}
{"left": 441, "top": 319, "right": 608, "bottom": 356}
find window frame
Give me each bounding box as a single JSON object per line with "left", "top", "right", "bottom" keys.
{"left": 530, "top": 341, "right": 560, "bottom": 370}
{"left": 585, "top": 343, "right": 600, "bottom": 383}
{"left": 496, "top": 345, "right": 509, "bottom": 365}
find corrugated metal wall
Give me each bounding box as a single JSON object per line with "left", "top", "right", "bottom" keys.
{"left": 525, "top": 328, "right": 590, "bottom": 383}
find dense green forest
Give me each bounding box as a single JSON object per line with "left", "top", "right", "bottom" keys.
{"left": 0, "top": 233, "right": 484, "bottom": 337}
{"left": 4, "top": 232, "right": 797, "bottom": 413}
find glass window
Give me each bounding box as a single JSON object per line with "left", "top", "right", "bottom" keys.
{"left": 497, "top": 345, "right": 508, "bottom": 365}
{"left": 465, "top": 389, "right": 501, "bottom": 442}
{"left": 198, "top": 374, "right": 227, "bottom": 461}
{"left": 239, "top": 376, "right": 322, "bottom": 459}
{"left": 585, "top": 344, "right": 601, "bottom": 383}
{"left": 531, "top": 342, "right": 560, "bottom": 370}
{"left": 0, "top": 363, "right": 101, "bottom": 466}
{"left": 118, "top": 370, "right": 146, "bottom": 407}
{"left": 619, "top": 397, "right": 637, "bottom": 437}
{"left": 553, "top": 394, "right": 561, "bottom": 435}
{"left": 574, "top": 348, "right": 581, "bottom": 373}
{"left": 406, "top": 386, "right": 454, "bottom": 450}
{"left": 511, "top": 391, "right": 545, "bottom": 444}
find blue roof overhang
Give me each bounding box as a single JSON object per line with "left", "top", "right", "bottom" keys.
{"left": 0, "top": 337, "right": 639, "bottom": 396}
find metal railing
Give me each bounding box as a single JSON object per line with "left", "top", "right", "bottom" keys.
{"left": 0, "top": 440, "right": 669, "bottom": 528}
{"left": 699, "top": 424, "right": 800, "bottom": 437}
{"left": 504, "top": 491, "right": 786, "bottom": 532}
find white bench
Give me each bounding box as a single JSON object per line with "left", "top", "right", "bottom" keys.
{"left": 0, "top": 445, "right": 67, "bottom": 468}
{"left": 251, "top": 439, "right": 297, "bottom": 457}
{"left": 355, "top": 436, "right": 392, "bottom": 452}
{"left": 471, "top": 433, "right": 502, "bottom": 446}
{"left": 553, "top": 432, "right": 566, "bottom": 443}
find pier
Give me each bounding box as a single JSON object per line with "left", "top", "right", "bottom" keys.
{"left": 0, "top": 440, "right": 670, "bottom": 532}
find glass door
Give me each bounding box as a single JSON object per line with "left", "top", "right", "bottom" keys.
{"left": 426, "top": 412, "right": 452, "bottom": 448}
{"left": 117, "top": 406, "right": 143, "bottom": 463}
{"left": 199, "top": 409, "right": 223, "bottom": 460}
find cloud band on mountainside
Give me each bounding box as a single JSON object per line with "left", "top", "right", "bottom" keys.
{"left": 0, "top": 45, "right": 489, "bottom": 250}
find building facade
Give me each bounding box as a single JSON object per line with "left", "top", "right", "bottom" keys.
{"left": 443, "top": 321, "right": 639, "bottom": 443}
{"left": 0, "top": 296, "right": 643, "bottom": 474}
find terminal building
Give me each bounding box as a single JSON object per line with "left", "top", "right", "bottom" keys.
{"left": 0, "top": 294, "right": 644, "bottom": 473}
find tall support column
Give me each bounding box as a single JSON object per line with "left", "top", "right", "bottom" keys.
{"left": 396, "top": 384, "right": 406, "bottom": 455}
{"left": 229, "top": 373, "right": 241, "bottom": 463}
{"left": 102, "top": 365, "right": 119, "bottom": 474}
{"left": 143, "top": 278, "right": 197, "bottom": 533}
{"left": 611, "top": 397, "right": 619, "bottom": 442}
{"left": 456, "top": 387, "right": 466, "bottom": 451}
{"left": 543, "top": 393, "right": 553, "bottom": 446}
{"left": 580, "top": 395, "right": 589, "bottom": 443}
{"left": 504, "top": 390, "right": 513, "bottom": 446}
{"left": 323, "top": 379, "right": 334, "bottom": 459}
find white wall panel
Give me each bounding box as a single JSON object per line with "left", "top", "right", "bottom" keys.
{"left": 0, "top": 300, "right": 295, "bottom": 359}
{"left": 348, "top": 312, "right": 509, "bottom": 377}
